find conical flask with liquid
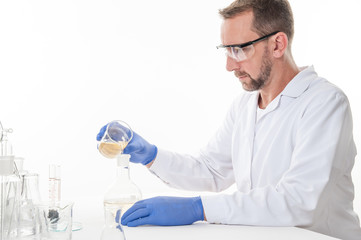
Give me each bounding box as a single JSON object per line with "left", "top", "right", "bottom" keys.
{"left": 18, "top": 172, "right": 41, "bottom": 237}
{"left": 0, "top": 123, "right": 20, "bottom": 240}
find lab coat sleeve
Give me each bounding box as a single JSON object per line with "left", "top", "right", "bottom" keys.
{"left": 149, "top": 96, "right": 241, "bottom": 192}
{"left": 202, "top": 90, "right": 355, "bottom": 226}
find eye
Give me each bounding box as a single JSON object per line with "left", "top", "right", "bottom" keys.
{"left": 232, "top": 47, "right": 241, "bottom": 54}
{"left": 241, "top": 45, "right": 253, "bottom": 54}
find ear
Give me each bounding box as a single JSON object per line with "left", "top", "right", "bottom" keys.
{"left": 271, "top": 32, "right": 288, "bottom": 58}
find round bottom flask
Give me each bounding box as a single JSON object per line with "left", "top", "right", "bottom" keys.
{"left": 103, "top": 154, "right": 142, "bottom": 218}
{"left": 101, "top": 154, "right": 141, "bottom": 240}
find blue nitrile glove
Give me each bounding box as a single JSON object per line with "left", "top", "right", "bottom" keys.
{"left": 96, "top": 124, "right": 157, "bottom": 165}
{"left": 119, "top": 196, "right": 204, "bottom": 227}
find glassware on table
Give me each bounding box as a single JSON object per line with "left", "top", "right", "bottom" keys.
{"left": 103, "top": 154, "right": 142, "bottom": 218}
{"left": 99, "top": 120, "right": 141, "bottom": 216}
{"left": 37, "top": 201, "right": 74, "bottom": 240}
{"left": 98, "top": 120, "right": 133, "bottom": 159}
{"left": 0, "top": 156, "right": 20, "bottom": 240}
{"left": 18, "top": 172, "right": 41, "bottom": 238}
{"left": 49, "top": 164, "right": 61, "bottom": 206}
{"left": 1, "top": 122, "right": 20, "bottom": 240}
{"left": 98, "top": 120, "right": 141, "bottom": 239}
{"left": 47, "top": 164, "right": 82, "bottom": 233}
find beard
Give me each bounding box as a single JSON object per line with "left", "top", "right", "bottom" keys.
{"left": 234, "top": 48, "right": 272, "bottom": 92}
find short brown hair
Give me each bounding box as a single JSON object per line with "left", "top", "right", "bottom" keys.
{"left": 219, "top": 0, "right": 294, "bottom": 46}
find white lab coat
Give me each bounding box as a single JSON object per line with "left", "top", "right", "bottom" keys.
{"left": 149, "top": 66, "right": 361, "bottom": 240}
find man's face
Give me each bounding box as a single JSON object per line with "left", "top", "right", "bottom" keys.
{"left": 221, "top": 12, "right": 273, "bottom": 91}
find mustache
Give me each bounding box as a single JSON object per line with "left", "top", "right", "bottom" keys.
{"left": 234, "top": 71, "right": 250, "bottom": 78}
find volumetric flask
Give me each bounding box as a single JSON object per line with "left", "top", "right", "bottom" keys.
{"left": 98, "top": 120, "right": 133, "bottom": 159}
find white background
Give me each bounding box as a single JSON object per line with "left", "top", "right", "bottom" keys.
{"left": 0, "top": 0, "right": 360, "bottom": 218}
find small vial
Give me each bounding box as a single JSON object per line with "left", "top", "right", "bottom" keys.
{"left": 49, "top": 164, "right": 61, "bottom": 205}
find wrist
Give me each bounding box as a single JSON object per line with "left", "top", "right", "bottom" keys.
{"left": 143, "top": 145, "right": 158, "bottom": 166}
{"left": 146, "top": 159, "right": 155, "bottom": 168}
{"left": 192, "top": 196, "right": 205, "bottom": 221}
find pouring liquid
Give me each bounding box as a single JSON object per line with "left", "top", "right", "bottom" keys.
{"left": 99, "top": 142, "right": 128, "bottom": 159}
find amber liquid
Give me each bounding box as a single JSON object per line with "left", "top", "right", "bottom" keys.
{"left": 99, "top": 142, "right": 128, "bottom": 158}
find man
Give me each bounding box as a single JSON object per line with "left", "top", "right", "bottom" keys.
{"left": 97, "top": 0, "right": 361, "bottom": 239}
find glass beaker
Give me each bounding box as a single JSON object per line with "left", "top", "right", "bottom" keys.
{"left": 18, "top": 173, "right": 41, "bottom": 237}
{"left": 98, "top": 120, "right": 133, "bottom": 159}
{"left": 37, "top": 201, "right": 74, "bottom": 240}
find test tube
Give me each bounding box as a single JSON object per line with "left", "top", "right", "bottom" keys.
{"left": 49, "top": 164, "right": 61, "bottom": 205}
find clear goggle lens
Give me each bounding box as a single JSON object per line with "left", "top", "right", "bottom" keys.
{"left": 224, "top": 45, "right": 255, "bottom": 62}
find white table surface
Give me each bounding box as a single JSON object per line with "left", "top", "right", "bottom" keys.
{"left": 71, "top": 196, "right": 339, "bottom": 240}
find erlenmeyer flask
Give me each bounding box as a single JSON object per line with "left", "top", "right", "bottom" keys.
{"left": 18, "top": 173, "right": 41, "bottom": 237}
{"left": 98, "top": 120, "right": 133, "bottom": 159}
{"left": 0, "top": 159, "right": 20, "bottom": 240}
{"left": 0, "top": 123, "right": 20, "bottom": 240}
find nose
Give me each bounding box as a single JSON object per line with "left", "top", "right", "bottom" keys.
{"left": 226, "top": 56, "right": 240, "bottom": 72}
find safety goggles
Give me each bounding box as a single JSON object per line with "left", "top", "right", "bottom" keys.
{"left": 216, "top": 31, "right": 279, "bottom": 62}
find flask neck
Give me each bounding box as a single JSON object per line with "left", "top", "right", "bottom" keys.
{"left": 0, "top": 128, "right": 14, "bottom": 157}
{"left": 115, "top": 154, "right": 131, "bottom": 182}
{"left": 21, "top": 173, "right": 41, "bottom": 203}
{"left": 116, "top": 165, "right": 130, "bottom": 182}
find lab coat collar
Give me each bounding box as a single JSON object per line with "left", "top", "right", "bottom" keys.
{"left": 280, "top": 66, "right": 317, "bottom": 98}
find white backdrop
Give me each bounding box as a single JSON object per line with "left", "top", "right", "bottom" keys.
{"left": 0, "top": 0, "right": 360, "bottom": 217}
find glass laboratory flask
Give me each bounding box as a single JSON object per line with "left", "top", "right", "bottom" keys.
{"left": 14, "top": 157, "right": 29, "bottom": 177}
{"left": 0, "top": 159, "right": 21, "bottom": 240}
{"left": 18, "top": 173, "right": 41, "bottom": 237}
{"left": 104, "top": 154, "right": 142, "bottom": 220}
{"left": 100, "top": 208, "right": 126, "bottom": 240}
{"left": 0, "top": 124, "right": 20, "bottom": 240}
{"left": 98, "top": 120, "right": 133, "bottom": 159}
